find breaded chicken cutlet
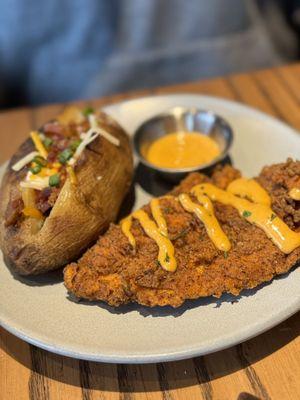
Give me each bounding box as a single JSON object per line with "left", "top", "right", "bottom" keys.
{"left": 64, "top": 160, "right": 300, "bottom": 307}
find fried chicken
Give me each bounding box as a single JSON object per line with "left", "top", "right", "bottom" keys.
{"left": 64, "top": 160, "right": 300, "bottom": 307}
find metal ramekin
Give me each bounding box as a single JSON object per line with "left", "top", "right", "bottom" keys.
{"left": 133, "top": 106, "right": 234, "bottom": 182}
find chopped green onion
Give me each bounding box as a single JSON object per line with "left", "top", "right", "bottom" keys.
{"left": 70, "top": 139, "right": 82, "bottom": 152}
{"left": 43, "top": 137, "right": 53, "bottom": 149}
{"left": 242, "top": 210, "right": 252, "bottom": 218}
{"left": 58, "top": 148, "right": 73, "bottom": 164}
{"left": 30, "top": 164, "right": 42, "bottom": 174}
{"left": 165, "top": 253, "right": 170, "bottom": 263}
{"left": 33, "top": 155, "right": 47, "bottom": 166}
{"left": 49, "top": 174, "right": 60, "bottom": 187}
{"left": 82, "top": 106, "right": 95, "bottom": 117}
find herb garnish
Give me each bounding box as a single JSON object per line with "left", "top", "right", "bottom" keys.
{"left": 58, "top": 148, "right": 73, "bottom": 164}
{"left": 70, "top": 139, "right": 82, "bottom": 152}
{"left": 49, "top": 174, "right": 60, "bottom": 187}
{"left": 224, "top": 251, "right": 228, "bottom": 259}
{"left": 33, "top": 155, "right": 47, "bottom": 166}
{"left": 82, "top": 106, "right": 95, "bottom": 117}
{"left": 43, "top": 137, "right": 53, "bottom": 149}
{"left": 165, "top": 253, "right": 170, "bottom": 263}
{"left": 30, "top": 164, "right": 42, "bottom": 174}
{"left": 242, "top": 210, "right": 252, "bottom": 218}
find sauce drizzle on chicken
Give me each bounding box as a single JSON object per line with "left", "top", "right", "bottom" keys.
{"left": 121, "top": 177, "right": 300, "bottom": 272}
{"left": 122, "top": 209, "right": 177, "bottom": 272}
{"left": 179, "top": 193, "right": 231, "bottom": 252}
{"left": 289, "top": 187, "right": 300, "bottom": 200}
{"left": 192, "top": 182, "right": 300, "bottom": 254}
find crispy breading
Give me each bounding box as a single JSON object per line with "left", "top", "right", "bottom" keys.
{"left": 64, "top": 161, "right": 300, "bottom": 307}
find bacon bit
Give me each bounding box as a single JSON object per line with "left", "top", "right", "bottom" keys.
{"left": 56, "top": 138, "right": 70, "bottom": 151}
{"left": 36, "top": 201, "right": 51, "bottom": 214}
{"left": 35, "top": 187, "right": 60, "bottom": 214}
{"left": 35, "top": 188, "right": 51, "bottom": 214}
{"left": 47, "top": 149, "right": 59, "bottom": 163}
{"left": 43, "top": 122, "right": 66, "bottom": 136}
{"left": 48, "top": 188, "right": 60, "bottom": 206}
{"left": 48, "top": 133, "right": 65, "bottom": 141}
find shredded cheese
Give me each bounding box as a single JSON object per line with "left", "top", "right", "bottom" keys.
{"left": 12, "top": 151, "right": 39, "bottom": 171}
{"left": 68, "top": 157, "right": 76, "bottom": 166}
{"left": 30, "top": 131, "right": 48, "bottom": 159}
{"left": 88, "top": 114, "right": 120, "bottom": 146}
{"left": 95, "top": 126, "right": 120, "bottom": 146}
{"left": 88, "top": 114, "right": 98, "bottom": 129}
{"left": 67, "top": 166, "right": 77, "bottom": 185}
{"left": 20, "top": 176, "right": 49, "bottom": 191}
{"left": 52, "top": 162, "right": 62, "bottom": 169}
{"left": 68, "top": 114, "right": 120, "bottom": 166}
{"left": 73, "top": 128, "right": 100, "bottom": 160}
{"left": 37, "top": 168, "right": 59, "bottom": 177}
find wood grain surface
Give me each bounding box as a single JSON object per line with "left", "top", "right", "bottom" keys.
{"left": 1, "top": 63, "right": 300, "bottom": 400}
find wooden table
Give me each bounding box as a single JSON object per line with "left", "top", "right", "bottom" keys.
{"left": 1, "top": 63, "right": 300, "bottom": 400}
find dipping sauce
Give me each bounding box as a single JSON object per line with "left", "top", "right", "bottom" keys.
{"left": 146, "top": 132, "right": 220, "bottom": 169}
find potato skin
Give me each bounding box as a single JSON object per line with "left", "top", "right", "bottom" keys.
{"left": 0, "top": 111, "right": 133, "bottom": 275}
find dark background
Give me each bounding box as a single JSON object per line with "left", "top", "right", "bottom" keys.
{"left": 1, "top": 0, "right": 300, "bottom": 109}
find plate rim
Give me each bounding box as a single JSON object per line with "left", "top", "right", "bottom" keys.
{"left": 104, "top": 92, "right": 300, "bottom": 139}
{"left": 0, "top": 288, "right": 299, "bottom": 363}
{"left": 1, "top": 93, "right": 300, "bottom": 363}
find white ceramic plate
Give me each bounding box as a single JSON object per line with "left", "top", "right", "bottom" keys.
{"left": 1, "top": 94, "right": 300, "bottom": 364}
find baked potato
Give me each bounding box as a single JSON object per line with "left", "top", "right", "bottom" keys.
{"left": 0, "top": 106, "right": 133, "bottom": 275}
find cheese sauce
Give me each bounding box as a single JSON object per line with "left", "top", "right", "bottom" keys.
{"left": 132, "top": 209, "right": 177, "bottom": 272}
{"left": 192, "top": 183, "right": 300, "bottom": 254}
{"left": 178, "top": 193, "right": 231, "bottom": 251}
{"left": 289, "top": 187, "right": 300, "bottom": 200}
{"left": 227, "top": 178, "right": 271, "bottom": 206}
{"left": 146, "top": 132, "right": 220, "bottom": 169}
{"left": 120, "top": 216, "right": 136, "bottom": 248}
{"left": 150, "top": 198, "right": 168, "bottom": 237}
